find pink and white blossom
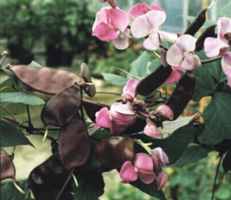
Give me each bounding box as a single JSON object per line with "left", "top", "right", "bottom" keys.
{"left": 204, "top": 17, "right": 231, "bottom": 87}
{"left": 144, "top": 122, "right": 161, "bottom": 138}
{"left": 122, "top": 79, "right": 140, "bottom": 101}
{"left": 92, "top": 7, "right": 129, "bottom": 43}
{"left": 152, "top": 147, "right": 169, "bottom": 168}
{"left": 155, "top": 104, "right": 174, "bottom": 120}
{"left": 130, "top": 2, "right": 167, "bottom": 51}
{"left": 167, "top": 34, "right": 201, "bottom": 74}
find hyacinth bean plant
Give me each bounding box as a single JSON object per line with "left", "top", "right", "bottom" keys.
{"left": 1, "top": 0, "right": 231, "bottom": 199}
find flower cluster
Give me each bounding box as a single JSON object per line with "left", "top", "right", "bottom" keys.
{"left": 92, "top": 1, "right": 175, "bottom": 50}
{"left": 119, "top": 147, "right": 169, "bottom": 190}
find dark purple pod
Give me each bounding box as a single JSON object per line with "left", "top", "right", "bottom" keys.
{"left": 28, "top": 156, "right": 74, "bottom": 200}
{"left": 166, "top": 73, "right": 195, "bottom": 119}
{"left": 136, "top": 65, "right": 172, "bottom": 96}
{"left": 185, "top": 9, "right": 207, "bottom": 35}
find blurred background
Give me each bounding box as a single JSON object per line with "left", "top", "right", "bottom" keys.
{"left": 0, "top": 0, "right": 231, "bottom": 199}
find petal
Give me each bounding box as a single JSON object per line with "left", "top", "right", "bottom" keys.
{"left": 165, "top": 70, "right": 182, "bottom": 84}
{"left": 150, "top": 3, "right": 163, "bottom": 11}
{"left": 112, "top": 33, "right": 129, "bottom": 50}
{"left": 120, "top": 161, "right": 138, "bottom": 183}
{"left": 144, "top": 122, "right": 161, "bottom": 138}
{"left": 111, "top": 102, "right": 135, "bottom": 115}
{"left": 92, "top": 7, "right": 108, "bottom": 31}
{"left": 155, "top": 104, "right": 174, "bottom": 120}
{"left": 222, "top": 52, "right": 231, "bottom": 78}
{"left": 139, "top": 171, "right": 156, "bottom": 184}
{"left": 152, "top": 147, "right": 169, "bottom": 167}
{"left": 217, "top": 17, "right": 231, "bottom": 40}
{"left": 129, "top": 3, "right": 150, "bottom": 18}
{"left": 180, "top": 53, "right": 201, "bottom": 71}
{"left": 146, "top": 10, "right": 167, "bottom": 28}
{"left": 143, "top": 31, "right": 160, "bottom": 51}
{"left": 135, "top": 153, "right": 154, "bottom": 172}
{"left": 92, "top": 22, "right": 119, "bottom": 41}
{"left": 176, "top": 34, "right": 197, "bottom": 52}
{"left": 107, "top": 8, "right": 129, "bottom": 32}
{"left": 204, "top": 37, "right": 229, "bottom": 58}
{"left": 95, "top": 107, "right": 112, "bottom": 128}
{"left": 166, "top": 44, "right": 184, "bottom": 66}
{"left": 156, "top": 172, "right": 168, "bottom": 190}
{"left": 130, "top": 14, "right": 153, "bottom": 38}
{"left": 122, "top": 79, "right": 140, "bottom": 100}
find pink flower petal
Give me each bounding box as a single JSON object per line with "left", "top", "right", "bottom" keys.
{"left": 222, "top": 52, "right": 231, "bottom": 80}
{"left": 120, "top": 161, "right": 138, "bottom": 183}
{"left": 139, "top": 171, "right": 156, "bottom": 184}
{"left": 143, "top": 31, "right": 160, "bottom": 51}
{"left": 107, "top": 8, "right": 129, "bottom": 32}
{"left": 217, "top": 17, "right": 231, "bottom": 40}
{"left": 95, "top": 107, "right": 112, "bottom": 128}
{"left": 165, "top": 70, "right": 182, "bottom": 84}
{"left": 130, "top": 14, "right": 153, "bottom": 38}
{"left": 150, "top": 3, "right": 163, "bottom": 11}
{"left": 166, "top": 44, "right": 184, "bottom": 67}
{"left": 176, "top": 34, "right": 196, "bottom": 52}
{"left": 92, "top": 7, "right": 108, "bottom": 31}
{"left": 180, "top": 53, "right": 201, "bottom": 71}
{"left": 111, "top": 102, "right": 135, "bottom": 115}
{"left": 204, "top": 37, "right": 229, "bottom": 58}
{"left": 152, "top": 147, "right": 169, "bottom": 167}
{"left": 159, "top": 31, "right": 178, "bottom": 43}
{"left": 144, "top": 123, "right": 161, "bottom": 138}
{"left": 135, "top": 153, "right": 154, "bottom": 173}
{"left": 129, "top": 3, "right": 150, "bottom": 18}
{"left": 155, "top": 104, "right": 174, "bottom": 120}
{"left": 92, "top": 22, "right": 118, "bottom": 41}
{"left": 156, "top": 172, "right": 168, "bottom": 190}
{"left": 146, "top": 10, "right": 166, "bottom": 28}
{"left": 122, "top": 79, "right": 140, "bottom": 100}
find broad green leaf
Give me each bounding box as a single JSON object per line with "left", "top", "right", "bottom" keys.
{"left": 75, "top": 172, "right": 105, "bottom": 200}
{"left": 0, "top": 120, "right": 32, "bottom": 147}
{"left": 193, "top": 58, "right": 224, "bottom": 101}
{"left": 0, "top": 92, "right": 44, "bottom": 106}
{"left": 102, "top": 73, "right": 127, "bottom": 86}
{"left": 199, "top": 92, "right": 231, "bottom": 145}
{"left": 173, "top": 144, "right": 209, "bottom": 167}
{"left": 130, "top": 51, "right": 159, "bottom": 78}
{"left": 150, "top": 123, "right": 202, "bottom": 163}
{"left": 131, "top": 181, "right": 166, "bottom": 200}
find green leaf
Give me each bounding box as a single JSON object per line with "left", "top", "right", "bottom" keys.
{"left": 0, "top": 92, "right": 44, "bottom": 106}
{"left": 150, "top": 123, "right": 202, "bottom": 163}
{"left": 199, "top": 92, "right": 231, "bottom": 145}
{"left": 102, "top": 73, "right": 127, "bottom": 86}
{"left": 0, "top": 120, "right": 32, "bottom": 147}
{"left": 193, "top": 58, "right": 224, "bottom": 101}
{"left": 215, "top": 184, "right": 231, "bottom": 200}
{"left": 131, "top": 181, "right": 166, "bottom": 200}
{"left": 130, "top": 51, "right": 160, "bottom": 78}
{"left": 173, "top": 144, "right": 209, "bottom": 167}
{"left": 75, "top": 172, "right": 105, "bottom": 200}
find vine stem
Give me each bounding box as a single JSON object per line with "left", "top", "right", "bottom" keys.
{"left": 201, "top": 57, "right": 221, "bottom": 65}
{"left": 211, "top": 154, "right": 223, "bottom": 200}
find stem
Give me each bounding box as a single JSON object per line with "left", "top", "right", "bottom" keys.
{"left": 211, "top": 155, "right": 223, "bottom": 200}
{"left": 201, "top": 57, "right": 221, "bottom": 64}
{"left": 26, "top": 105, "right": 33, "bottom": 131}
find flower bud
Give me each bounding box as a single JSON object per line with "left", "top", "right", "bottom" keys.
{"left": 157, "top": 172, "right": 168, "bottom": 190}
{"left": 155, "top": 104, "right": 174, "bottom": 120}
{"left": 144, "top": 122, "right": 161, "bottom": 138}
{"left": 152, "top": 147, "right": 169, "bottom": 167}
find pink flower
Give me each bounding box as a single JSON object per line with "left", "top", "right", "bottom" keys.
{"left": 155, "top": 104, "right": 174, "bottom": 120}
{"left": 95, "top": 102, "right": 136, "bottom": 134}
{"left": 120, "top": 153, "right": 156, "bottom": 184}
{"left": 156, "top": 172, "right": 168, "bottom": 190}
{"left": 130, "top": 2, "right": 166, "bottom": 51}
{"left": 167, "top": 35, "right": 201, "bottom": 73}
{"left": 92, "top": 7, "right": 129, "bottom": 42}
{"left": 204, "top": 17, "right": 231, "bottom": 87}
{"left": 122, "top": 79, "right": 140, "bottom": 101}
{"left": 144, "top": 122, "right": 161, "bottom": 138}
{"left": 151, "top": 147, "right": 169, "bottom": 168}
